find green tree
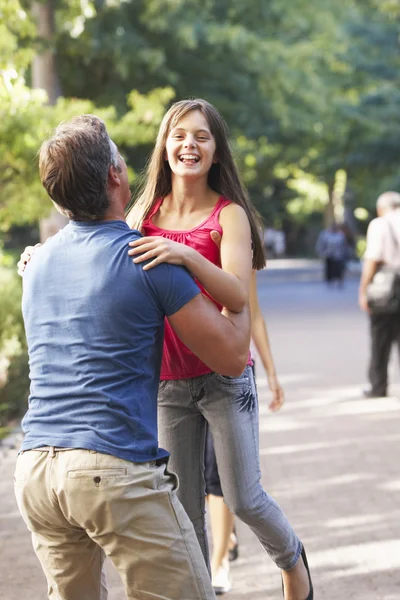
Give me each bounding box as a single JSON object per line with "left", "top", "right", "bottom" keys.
{"left": 3, "top": 0, "right": 400, "bottom": 235}
{"left": 0, "top": 0, "right": 173, "bottom": 230}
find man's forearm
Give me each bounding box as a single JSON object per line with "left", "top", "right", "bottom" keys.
{"left": 359, "top": 259, "right": 378, "bottom": 293}
{"left": 221, "top": 305, "right": 251, "bottom": 366}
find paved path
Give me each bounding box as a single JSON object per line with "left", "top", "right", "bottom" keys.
{"left": 1, "top": 273, "right": 399, "bottom": 599}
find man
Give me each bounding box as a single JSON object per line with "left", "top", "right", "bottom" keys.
{"left": 315, "top": 222, "right": 348, "bottom": 286}
{"left": 14, "top": 115, "right": 250, "bottom": 600}
{"left": 359, "top": 191, "right": 400, "bottom": 398}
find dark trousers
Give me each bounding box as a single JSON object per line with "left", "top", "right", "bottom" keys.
{"left": 368, "top": 312, "right": 400, "bottom": 395}
{"left": 325, "top": 257, "right": 345, "bottom": 282}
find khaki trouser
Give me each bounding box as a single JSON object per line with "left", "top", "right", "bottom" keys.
{"left": 14, "top": 447, "right": 215, "bottom": 600}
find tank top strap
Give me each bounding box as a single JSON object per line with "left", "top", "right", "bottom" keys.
{"left": 206, "top": 196, "right": 232, "bottom": 230}
{"left": 143, "top": 198, "right": 164, "bottom": 224}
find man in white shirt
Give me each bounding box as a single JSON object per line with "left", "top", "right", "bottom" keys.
{"left": 359, "top": 191, "right": 400, "bottom": 397}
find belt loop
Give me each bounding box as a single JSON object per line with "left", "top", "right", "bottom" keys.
{"left": 49, "top": 446, "right": 55, "bottom": 458}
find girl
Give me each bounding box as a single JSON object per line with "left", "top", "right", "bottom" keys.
{"left": 127, "top": 98, "right": 313, "bottom": 600}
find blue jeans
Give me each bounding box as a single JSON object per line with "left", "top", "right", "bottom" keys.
{"left": 158, "top": 366, "right": 302, "bottom": 571}
{"left": 204, "top": 427, "right": 223, "bottom": 497}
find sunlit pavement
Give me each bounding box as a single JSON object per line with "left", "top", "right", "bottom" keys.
{"left": 1, "top": 272, "right": 399, "bottom": 599}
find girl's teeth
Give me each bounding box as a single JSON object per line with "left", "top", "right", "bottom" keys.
{"left": 180, "top": 155, "right": 199, "bottom": 162}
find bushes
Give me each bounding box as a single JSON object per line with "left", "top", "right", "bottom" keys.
{"left": 0, "top": 266, "right": 29, "bottom": 429}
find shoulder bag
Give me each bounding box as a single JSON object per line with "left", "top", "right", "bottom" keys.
{"left": 366, "top": 218, "right": 400, "bottom": 314}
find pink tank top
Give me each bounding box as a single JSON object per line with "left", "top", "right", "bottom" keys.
{"left": 142, "top": 196, "right": 251, "bottom": 379}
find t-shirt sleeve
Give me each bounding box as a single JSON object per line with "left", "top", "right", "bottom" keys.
{"left": 364, "top": 219, "right": 384, "bottom": 261}
{"left": 145, "top": 263, "right": 201, "bottom": 317}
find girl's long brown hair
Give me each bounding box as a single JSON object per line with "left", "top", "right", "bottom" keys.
{"left": 126, "top": 98, "right": 265, "bottom": 270}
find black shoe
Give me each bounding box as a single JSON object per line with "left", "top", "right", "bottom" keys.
{"left": 228, "top": 529, "right": 239, "bottom": 562}
{"left": 363, "top": 387, "right": 387, "bottom": 398}
{"left": 282, "top": 546, "right": 313, "bottom": 600}
{"left": 301, "top": 546, "right": 313, "bottom": 600}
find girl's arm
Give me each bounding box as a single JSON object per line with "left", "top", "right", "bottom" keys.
{"left": 128, "top": 203, "right": 252, "bottom": 313}
{"left": 250, "top": 270, "right": 284, "bottom": 412}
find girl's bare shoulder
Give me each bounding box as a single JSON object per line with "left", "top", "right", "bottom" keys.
{"left": 219, "top": 202, "right": 247, "bottom": 222}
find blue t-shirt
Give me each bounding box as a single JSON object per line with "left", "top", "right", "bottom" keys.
{"left": 20, "top": 220, "right": 200, "bottom": 462}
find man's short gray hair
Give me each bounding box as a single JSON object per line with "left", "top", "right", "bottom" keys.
{"left": 109, "top": 139, "right": 120, "bottom": 169}
{"left": 39, "top": 115, "right": 115, "bottom": 221}
{"left": 376, "top": 191, "right": 400, "bottom": 211}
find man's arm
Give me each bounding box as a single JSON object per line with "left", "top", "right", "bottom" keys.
{"left": 359, "top": 219, "right": 382, "bottom": 312}
{"left": 168, "top": 294, "right": 251, "bottom": 377}
{"left": 358, "top": 258, "right": 379, "bottom": 312}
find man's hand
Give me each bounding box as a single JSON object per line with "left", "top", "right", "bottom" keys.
{"left": 359, "top": 258, "right": 378, "bottom": 314}
{"left": 17, "top": 244, "right": 41, "bottom": 276}
{"left": 359, "top": 290, "right": 370, "bottom": 313}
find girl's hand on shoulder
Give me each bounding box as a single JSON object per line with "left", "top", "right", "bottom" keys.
{"left": 128, "top": 236, "right": 192, "bottom": 270}
{"left": 17, "top": 243, "right": 42, "bottom": 276}
{"left": 268, "top": 374, "right": 284, "bottom": 412}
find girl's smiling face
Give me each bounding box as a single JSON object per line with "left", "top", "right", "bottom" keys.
{"left": 165, "top": 109, "right": 217, "bottom": 180}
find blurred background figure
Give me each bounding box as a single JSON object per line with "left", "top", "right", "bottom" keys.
{"left": 359, "top": 191, "right": 400, "bottom": 398}
{"left": 315, "top": 222, "right": 348, "bottom": 286}
{"left": 339, "top": 223, "right": 357, "bottom": 264}
{"left": 274, "top": 230, "right": 286, "bottom": 258}
{"left": 263, "top": 227, "right": 277, "bottom": 257}
{"left": 263, "top": 227, "right": 286, "bottom": 258}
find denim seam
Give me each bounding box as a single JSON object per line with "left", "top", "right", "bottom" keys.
{"left": 166, "top": 491, "right": 208, "bottom": 600}
{"left": 188, "top": 377, "right": 210, "bottom": 569}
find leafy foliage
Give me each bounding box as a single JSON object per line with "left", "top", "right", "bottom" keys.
{"left": 0, "top": 264, "right": 28, "bottom": 427}
{"left": 2, "top": 0, "right": 400, "bottom": 229}
{"left": 2, "top": 0, "right": 400, "bottom": 426}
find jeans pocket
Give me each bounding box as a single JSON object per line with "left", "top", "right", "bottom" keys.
{"left": 14, "top": 453, "right": 31, "bottom": 482}
{"left": 212, "top": 368, "right": 250, "bottom": 388}
{"left": 212, "top": 367, "right": 256, "bottom": 412}
{"left": 67, "top": 468, "right": 127, "bottom": 479}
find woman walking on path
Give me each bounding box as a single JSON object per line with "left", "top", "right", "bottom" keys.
{"left": 127, "top": 98, "right": 313, "bottom": 600}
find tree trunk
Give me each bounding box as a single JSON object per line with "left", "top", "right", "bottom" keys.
{"left": 31, "top": 1, "right": 61, "bottom": 105}
{"left": 324, "top": 179, "right": 335, "bottom": 228}
{"left": 31, "top": 1, "right": 67, "bottom": 241}
{"left": 343, "top": 184, "right": 357, "bottom": 233}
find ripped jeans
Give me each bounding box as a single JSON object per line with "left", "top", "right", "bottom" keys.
{"left": 158, "top": 365, "right": 302, "bottom": 572}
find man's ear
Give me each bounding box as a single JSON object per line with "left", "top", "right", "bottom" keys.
{"left": 108, "top": 165, "right": 120, "bottom": 186}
